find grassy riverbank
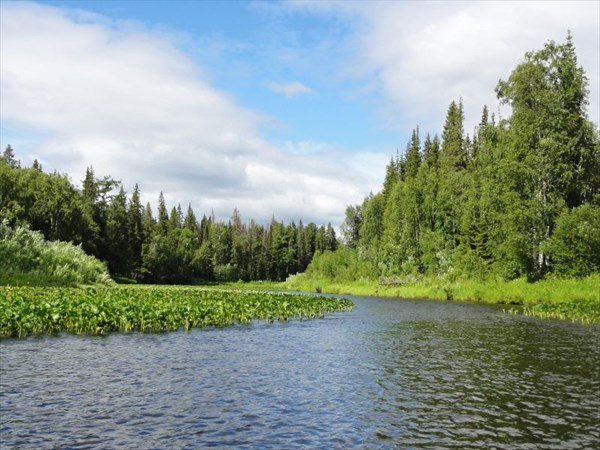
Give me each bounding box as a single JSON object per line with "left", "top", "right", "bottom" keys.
{"left": 0, "top": 285, "right": 353, "bottom": 338}
{"left": 279, "top": 274, "right": 600, "bottom": 324}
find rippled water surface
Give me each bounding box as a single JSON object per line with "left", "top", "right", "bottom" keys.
{"left": 1, "top": 296, "right": 599, "bottom": 449}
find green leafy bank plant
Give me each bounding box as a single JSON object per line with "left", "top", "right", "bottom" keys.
{"left": 0, "top": 222, "right": 112, "bottom": 287}
{"left": 0, "top": 286, "right": 354, "bottom": 338}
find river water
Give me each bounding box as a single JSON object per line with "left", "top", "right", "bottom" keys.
{"left": 1, "top": 295, "right": 599, "bottom": 449}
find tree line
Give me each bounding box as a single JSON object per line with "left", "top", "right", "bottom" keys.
{"left": 340, "top": 34, "right": 599, "bottom": 280}
{"left": 2, "top": 34, "right": 598, "bottom": 285}
{"left": 0, "top": 148, "right": 337, "bottom": 283}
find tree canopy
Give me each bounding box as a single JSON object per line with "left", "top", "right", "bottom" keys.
{"left": 1, "top": 35, "right": 597, "bottom": 284}
{"left": 0, "top": 158, "right": 336, "bottom": 284}
{"left": 343, "top": 34, "right": 598, "bottom": 281}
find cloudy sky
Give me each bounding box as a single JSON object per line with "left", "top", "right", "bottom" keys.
{"left": 1, "top": 1, "right": 598, "bottom": 227}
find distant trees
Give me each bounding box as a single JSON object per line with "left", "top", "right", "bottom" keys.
{"left": 0, "top": 153, "right": 336, "bottom": 283}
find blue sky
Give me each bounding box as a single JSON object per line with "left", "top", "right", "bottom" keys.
{"left": 36, "top": 0, "right": 395, "bottom": 150}
{"left": 1, "top": 1, "right": 599, "bottom": 227}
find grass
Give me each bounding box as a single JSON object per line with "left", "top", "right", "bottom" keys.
{"left": 282, "top": 273, "right": 600, "bottom": 324}
{"left": 0, "top": 285, "right": 354, "bottom": 338}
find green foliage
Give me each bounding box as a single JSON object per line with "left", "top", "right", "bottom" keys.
{"left": 2, "top": 150, "right": 336, "bottom": 284}
{"left": 319, "top": 34, "right": 599, "bottom": 285}
{"left": 1, "top": 158, "right": 98, "bottom": 246}
{"left": 522, "top": 297, "right": 600, "bottom": 324}
{"left": 1, "top": 34, "right": 598, "bottom": 302}
{"left": 0, "top": 286, "right": 354, "bottom": 338}
{"left": 301, "top": 247, "right": 376, "bottom": 283}
{"left": 286, "top": 273, "right": 600, "bottom": 323}
{"left": 440, "top": 99, "right": 466, "bottom": 171}
{"left": 546, "top": 204, "right": 600, "bottom": 277}
{"left": 289, "top": 34, "right": 599, "bottom": 324}
{"left": 359, "top": 193, "right": 384, "bottom": 249}
{"left": 0, "top": 222, "right": 112, "bottom": 286}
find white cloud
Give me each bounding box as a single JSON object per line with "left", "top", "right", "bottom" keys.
{"left": 0, "top": 2, "right": 376, "bottom": 227}
{"left": 267, "top": 81, "right": 313, "bottom": 98}
{"left": 299, "top": 1, "right": 600, "bottom": 135}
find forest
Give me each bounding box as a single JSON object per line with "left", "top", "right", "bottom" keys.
{"left": 0, "top": 151, "right": 337, "bottom": 284}
{"left": 1, "top": 34, "right": 599, "bottom": 289}
{"left": 328, "top": 33, "right": 599, "bottom": 283}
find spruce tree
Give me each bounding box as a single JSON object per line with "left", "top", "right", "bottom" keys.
{"left": 105, "top": 186, "right": 131, "bottom": 276}
{"left": 156, "top": 192, "right": 169, "bottom": 236}
{"left": 405, "top": 127, "right": 421, "bottom": 179}
{"left": 128, "top": 184, "right": 144, "bottom": 278}
{"left": 440, "top": 100, "right": 466, "bottom": 171}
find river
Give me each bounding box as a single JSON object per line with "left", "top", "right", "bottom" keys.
{"left": 1, "top": 295, "right": 599, "bottom": 449}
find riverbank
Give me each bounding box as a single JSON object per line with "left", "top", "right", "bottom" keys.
{"left": 217, "top": 275, "right": 600, "bottom": 324}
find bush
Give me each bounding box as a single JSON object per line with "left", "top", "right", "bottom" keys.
{"left": 0, "top": 221, "right": 112, "bottom": 286}
{"left": 303, "top": 247, "right": 377, "bottom": 282}
{"left": 546, "top": 205, "right": 600, "bottom": 278}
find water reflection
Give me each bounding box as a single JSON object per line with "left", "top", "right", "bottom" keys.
{"left": 1, "top": 296, "right": 598, "bottom": 449}
{"left": 363, "top": 312, "right": 599, "bottom": 448}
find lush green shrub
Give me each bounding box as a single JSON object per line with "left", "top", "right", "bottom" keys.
{"left": 546, "top": 205, "right": 600, "bottom": 277}
{"left": 303, "top": 247, "right": 376, "bottom": 282}
{"left": 0, "top": 222, "right": 112, "bottom": 286}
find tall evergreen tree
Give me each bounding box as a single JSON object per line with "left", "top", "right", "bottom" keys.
{"left": 382, "top": 156, "right": 401, "bottom": 203}
{"left": 405, "top": 127, "right": 422, "bottom": 179}
{"left": 169, "top": 205, "right": 182, "bottom": 230}
{"left": 1, "top": 145, "right": 19, "bottom": 168}
{"left": 156, "top": 192, "right": 169, "bottom": 236}
{"left": 422, "top": 133, "right": 440, "bottom": 168}
{"left": 127, "top": 184, "right": 144, "bottom": 278}
{"left": 183, "top": 204, "right": 198, "bottom": 234}
{"left": 105, "top": 186, "right": 131, "bottom": 276}
{"left": 440, "top": 100, "right": 466, "bottom": 171}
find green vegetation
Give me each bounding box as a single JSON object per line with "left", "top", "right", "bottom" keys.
{"left": 0, "top": 222, "right": 112, "bottom": 287}
{"left": 298, "top": 35, "right": 599, "bottom": 322}
{"left": 1, "top": 35, "right": 598, "bottom": 325}
{"left": 285, "top": 262, "right": 600, "bottom": 323}
{"left": 0, "top": 222, "right": 353, "bottom": 338}
{"left": 0, "top": 286, "right": 354, "bottom": 338}
{"left": 338, "top": 34, "right": 598, "bottom": 283}
{"left": 1, "top": 150, "right": 337, "bottom": 284}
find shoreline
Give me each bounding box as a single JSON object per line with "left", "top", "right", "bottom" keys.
{"left": 219, "top": 275, "right": 600, "bottom": 324}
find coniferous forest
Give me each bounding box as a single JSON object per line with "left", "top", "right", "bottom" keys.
{"left": 1, "top": 35, "right": 599, "bottom": 286}
{"left": 0, "top": 153, "right": 337, "bottom": 284}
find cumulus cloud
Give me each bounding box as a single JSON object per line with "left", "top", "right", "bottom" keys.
{"left": 267, "top": 81, "right": 313, "bottom": 98}
{"left": 360, "top": 1, "right": 599, "bottom": 133}
{"left": 296, "top": 1, "right": 600, "bottom": 135}
{"left": 0, "top": 2, "right": 376, "bottom": 226}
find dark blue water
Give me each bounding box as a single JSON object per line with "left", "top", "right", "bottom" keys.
{"left": 1, "top": 296, "right": 599, "bottom": 449}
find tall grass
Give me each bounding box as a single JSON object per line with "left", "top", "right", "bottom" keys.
{"left": 0, "top": 222, "right": 112, "bottom": 287}
{"left": 284, "top": 272, "right": 600, "bottom": 323}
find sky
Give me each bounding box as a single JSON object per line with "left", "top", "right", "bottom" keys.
{"left": 1, "top": 0, "right": 599, "bottom": 227}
